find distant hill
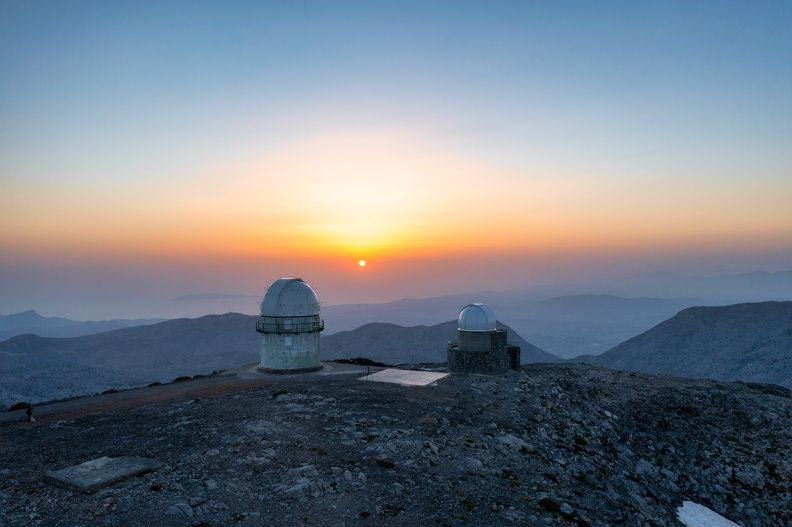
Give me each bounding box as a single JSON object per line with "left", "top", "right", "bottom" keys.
{"left": 576, "top": 301, "right": 792, "bottom": 388}
{"left": 0, "top": 313, "right": 259, "bottom": 406}
{"left": 0, "top": 309, "right": 163, "bottom": 341}
{"left": 320, "top": 320, "right": 559, "bottom": 364}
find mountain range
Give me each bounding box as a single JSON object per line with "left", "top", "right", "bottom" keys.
{"left": 0, "top": 314, "right": 555, "bottom": 406}
{"left": 3, "top": 299, "right": 792, "bottom": 406}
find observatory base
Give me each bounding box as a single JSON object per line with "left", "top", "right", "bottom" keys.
{"left": 256, "top": 365, "right": 323, "bottom": 375}
{"left": 447, "top": 347, "right": 510, "bottom": 375}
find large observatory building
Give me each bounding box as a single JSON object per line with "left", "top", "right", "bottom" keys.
{"left": 447, "top": 303, "right": 520, "bottom": 375}
{"left": 256, "top": 278, "right": 324, "bottom": 373}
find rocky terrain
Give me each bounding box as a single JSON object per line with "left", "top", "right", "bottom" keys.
{"left": 320, "top": 320, "right": 559, "bottom": 365}
{"left": 1, "top": 363, "right": 789, "bottom": 526}
{"left": 578, "top": 301, "right": 792, "bottom": 388}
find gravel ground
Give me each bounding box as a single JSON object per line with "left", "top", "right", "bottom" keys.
{"left": 1, "top": 363, "right": 790, "bottom": 527}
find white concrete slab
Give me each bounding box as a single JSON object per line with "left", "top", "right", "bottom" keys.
{"left": 45, "top": 456, "right": 160, "bottom": 493}
{"left": 359, "top": 368, "right": 449, "bottom": 386}
{"left": 677, "top": 501, "right": 741, "bottom": 527}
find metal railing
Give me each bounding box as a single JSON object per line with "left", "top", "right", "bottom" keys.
{"left": 256, "top": 319, "right": 324, "bottom": 334}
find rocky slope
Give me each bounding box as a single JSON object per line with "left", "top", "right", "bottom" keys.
{"left": 578, "top": 301, "right": 792, "bottom": 388}
{"left": 0, "top": 313, "right": 259, "bottom": 406}
{"left": 321, "top": 320, "right": 559, "bottom": 364}
{"left": 0, "top": 363, "right": 789, "bottom": 526}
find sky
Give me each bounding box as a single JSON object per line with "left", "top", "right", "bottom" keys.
{"left": 1, "top": 1, "right": 791, "bottom": 318}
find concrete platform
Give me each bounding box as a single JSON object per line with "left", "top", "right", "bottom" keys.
{"left": 236, "top": 361, "right": 375, "bottom": 380}
{"left": 359, "top": 368, "right": 449, "bottom": 386}
{"left": 45, "top": 456, "right": 160, "bottom": 493}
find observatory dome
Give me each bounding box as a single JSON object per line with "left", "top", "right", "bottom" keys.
{"left": 260, "top": 278, "right": 320, "bottom": 317}
{"left": 458, "top": 303, "right": 497, "bottom": 332}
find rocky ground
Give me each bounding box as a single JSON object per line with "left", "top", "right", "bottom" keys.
{"left": 0, "top": 363, "right": 790, "bottom": 527}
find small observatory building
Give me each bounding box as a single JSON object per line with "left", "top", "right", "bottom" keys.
{"left": 256, "top": 278, "right": 324, "bottom": 373}
{"left": 447, "top": 303, "right": 520, "bottom": 375}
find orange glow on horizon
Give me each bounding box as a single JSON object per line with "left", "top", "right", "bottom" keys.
{"left": 2, "top": 127, "right": 792, "bottom": 267}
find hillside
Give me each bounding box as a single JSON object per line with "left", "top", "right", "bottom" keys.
{"left": 1, "top": 363, "right": 789, "bottom": 526}
{"left": 321, "top": 320, "right": 558, "bottom": 364}
{"left": 0, "top": 309, "right": 163, "bottom": 341}
{"left": 579, "top": 301, "right": 792, "bottom": 388}
{"left": 0, "top": 313, "right": 260, "bottom": 406}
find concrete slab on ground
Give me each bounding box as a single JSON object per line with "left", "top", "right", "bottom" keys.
{"left": 45, "top": 456, "right": 160, "bottom": 493}
{"left": 359, "top": 368, "right": 449, "bottom": 386}
{"left": 677, "top": 501, "right": 740, "bottom": 527}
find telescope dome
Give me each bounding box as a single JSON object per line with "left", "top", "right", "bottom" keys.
{"left": 458, "top": 303, "right": 496, "bottom": 332}
{"left": 260, "top": 278, "right": 320, "bottom": 317}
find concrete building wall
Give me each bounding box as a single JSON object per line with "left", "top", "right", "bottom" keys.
{"left": 448, "top": 329, "right": 511, "bottom": 375}
{"left": 448, "top": 330, "right": 521, "bottom": 375}
{"left": 260, "top": 331, "right": 320, "bottom": 373}
{"left": 457, "top": 330, "right": 495, "bottom": 352}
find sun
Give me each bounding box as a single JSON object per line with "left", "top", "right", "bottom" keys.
{"left": 358, "top": 259, "right": 366, "bottom": 267}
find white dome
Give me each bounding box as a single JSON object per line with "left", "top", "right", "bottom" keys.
{"left": 458, "top": 303, "right": 496, "bottom": 332}
{"left": 260, "top": 278, "right": 320, "bottom": 317}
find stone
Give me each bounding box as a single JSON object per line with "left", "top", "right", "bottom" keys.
{"left": 463, "top": 457, "right": 485, "bottom": 475}
{"left": 497, "top": 434, "right": 528, "bottom": 450}
{"left": 165, "top": 503, "right": 193, "bottom": 517}
{"left": 45, "top": 456, "right": 160, "bottom": 494}
{"left": 287, "top": 464, "right": 319, "bottom": 479}
{"left": 284, "top": 482, "right": 309, "bottom": 498}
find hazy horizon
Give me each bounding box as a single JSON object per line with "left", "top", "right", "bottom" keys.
{"left": 2, "top": 2, "right": 791, "bottom": 319}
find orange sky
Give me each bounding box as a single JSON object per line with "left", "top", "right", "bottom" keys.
{"left": 3, "top": 127, "right": 791, "bottom": 269}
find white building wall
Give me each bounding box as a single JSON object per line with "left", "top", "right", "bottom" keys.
{"left": 260, "top": 331, "right": 320, "bottom": 371}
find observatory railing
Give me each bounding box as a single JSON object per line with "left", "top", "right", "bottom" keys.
{"left": 256, "top": 319, "right": 325, "bottom": 334}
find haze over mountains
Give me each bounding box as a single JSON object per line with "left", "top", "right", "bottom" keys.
{"left": 3, "top": 270, "right": 790, "bottom": 359}
{"left": 0, "top": 309, "right": 162, "bottom": 342}
{"left": 576, "top": 301, "right": 792, "bottom": 389}
{"left": 324, "top": 294, "right": 701, "bottom": 358}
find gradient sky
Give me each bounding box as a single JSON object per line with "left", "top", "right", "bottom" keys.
{"left": 1, "top": 1, "right": 791, "bottom": 318}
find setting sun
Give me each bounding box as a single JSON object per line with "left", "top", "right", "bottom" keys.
{"left": 358, "top": 259, "right": 367, "bottom": 267}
